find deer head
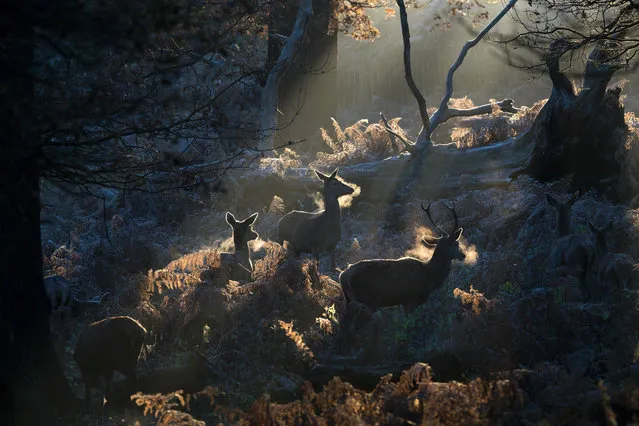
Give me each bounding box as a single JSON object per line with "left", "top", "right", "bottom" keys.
{"left": 315, "top": 168, "right": 354, "bottom": 201}
{"left": 226, "top": 212, "right": 259, "bottom": 250}
{"left": 421, "top": 201, "right": 465, "bottom": 261}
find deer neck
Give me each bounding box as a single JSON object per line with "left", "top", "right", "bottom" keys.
{"left": 557, "top": 212, "right": 570, "bottom": 237}
{"left": 323, "top": 193, "right": 341, "bottom": 221}
{"left": 233, "top": 236, "right": 252, "bottom": 270}
{"left": 424, "top": 247, "right": 453, "bottom": 283}
{"left": 595, "top": 235, "right": 608, "bottom": 256}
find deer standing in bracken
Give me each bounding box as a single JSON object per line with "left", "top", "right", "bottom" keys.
{"left": 546, "top": 192, "right": 597, "bottom": 300}
{"left": 277, "top": 168, "right": 354, "bottom": 270}
{"left": 44, "top": 274, "right": 109, "bottom": 318}
{"left": 588, "top": 221, "right": 636, "bottom": 299}
{"left": 339, "top": 201, "right": 466, "bottom": 331}
{"left": 74, "top": 316, "right": 147, "bottom": 409}
{"left": 221, "top": 212, "right": 259, "bottom": 282}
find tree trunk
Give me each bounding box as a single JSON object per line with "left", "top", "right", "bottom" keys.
{"left": 0, "top": 3, "right": 79, "bottom": 424}
{"left": 515, "top": 41, "right": 629, "bottom": 200}
{"left": 266, "top": 0, "right": 338, "bottom": 155}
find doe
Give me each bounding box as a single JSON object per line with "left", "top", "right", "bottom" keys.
{"left": 588, "top": 221, "right": 636, "bottom": 298}
{"left": 221, "top": 212, "right": 259, "bottom": 282}
{"left": 277, "top": 168, "right": 354, "bottom": 270}
{"left": 546, "top": 192, "right": 597, "bottom": 299}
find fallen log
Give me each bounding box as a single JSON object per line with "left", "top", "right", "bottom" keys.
{"left": 231, "top": 134, "right": 534, "bottom": 210}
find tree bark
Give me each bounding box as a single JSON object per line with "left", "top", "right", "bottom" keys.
{"left": 258, "top": 0, "right": 314, "bottom": 153}
{"left": 514, "top": 41, "right": 628, "bottom": 199}
{"left": 0, "top": 2, "right": 79, "bottom": 423}
{"left": 262, "top": 0, "right": 337, "bottom": 155}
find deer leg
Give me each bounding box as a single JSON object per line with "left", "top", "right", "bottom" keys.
{"left": 362, "top": 313, "right": 381, "bottom": 364}
{"left": 330, "top": 250, "right": 336, "bottom": 271}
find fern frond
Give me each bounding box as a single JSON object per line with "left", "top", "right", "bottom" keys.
{"left": 331, "top": 117, "right": 346, "bottom": 148}
{"left": 320, "top": 127, "right": 339, "bottom": 153}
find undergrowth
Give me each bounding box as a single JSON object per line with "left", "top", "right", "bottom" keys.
{"left": 42, "top": 96, "right": 639, "bottom": 425}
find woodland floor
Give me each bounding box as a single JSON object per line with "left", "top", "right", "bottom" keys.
{"left": 43, "top": 101, "right": 639, "bottom": 425}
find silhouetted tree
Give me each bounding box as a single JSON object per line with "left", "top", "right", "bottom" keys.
{"left": 0, "top": 0, "right": 267, "bottom": 423}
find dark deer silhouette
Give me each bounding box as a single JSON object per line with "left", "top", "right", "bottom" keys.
{"left": 588, "top": 221, "right": 636, "bottom": 298}
{"left": 277, "top": 168, "right": 354, "bottom": 269}
{"left": 74, "top": 316, "right": 147, "bottom": 408}
{"left": 339, "top": 202, "right": 466, "bottom": 331}
{"left": 546, "top": 192, "right": 597, "bottom": 299}
{"left": 44, "top": 275, "right": 109, "bottom": 318}
{"left": 220, "top": 212, "right": 259, "bottom": 282}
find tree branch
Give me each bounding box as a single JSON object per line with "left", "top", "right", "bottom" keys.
{"left": 437, "top": 99, "right": 521, "bottom": 122}
{"left": 395, "top": 0, "right": 430, "bottom": 147}
{"left": 257, "top": 0, "right": 313, "bottom": 153}
{"left": 429, "top": 0, "right": 519, "bottom": 139}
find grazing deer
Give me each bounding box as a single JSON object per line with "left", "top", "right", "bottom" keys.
{"left": 546, "top": 192, "right": 597, "bottom": 300}
{"left": 588, "top": 221, "right": 636, "bottom": 298}
{"left": 221, "top": 212, "right": 259, "bottom": 282}
{"left": 339, "top": 202, "right": 466, "bottom": 330}
{"left": 277, "top": 168, "right": 354, "bottom": 270}
{"left": 44, "top": 274, "right": 109, "bottom": 318}
{"left": 74, "top": 316, "right": 147, "bottom": 408}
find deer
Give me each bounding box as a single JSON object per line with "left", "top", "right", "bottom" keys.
{"left": 339, "top": 201, "right": 466, "bottom": 331}
{"left": 277, "top": 168, "right": 354, "bottom": 270}
{"left": 74, "top": 316, "right": 147, "bottom": 409}
{"left": 588, "top": 221, "right": 636, "bottom": 299}
{"left": 220, "top": 212, "right": 259, "bottom": 282}
{"left": 545, "top": 192, "right": 598, "bottom": 300}
{"left": 44, "top": 274, "right": 109, "bottom": 318}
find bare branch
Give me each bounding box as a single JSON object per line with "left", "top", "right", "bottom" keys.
{"left": 437, "top": 99, "right": 521, "bottom": 123}
{"left": 395, "top": 0, "right": 430, "bottom": 146}
{"left": 257, "top": 0, "right": 313, "bottom": 153}
{"left": 429, "top": 0, "right": 519, "bottom": 138}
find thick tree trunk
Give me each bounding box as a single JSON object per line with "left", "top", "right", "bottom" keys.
{"left": 0, "top": 3, "right": 79, "bottom": 424}
{"left": 266, "top": 0, "right": 338, "bottom": 155}
{"left": 515, "top": 41, "right": 628, "bottom": 199}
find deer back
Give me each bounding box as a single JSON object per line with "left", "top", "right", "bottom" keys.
{"left": 548, "top": 234, "right": 596, "bottom": 272}
{"left": 74, "top": 316, "right": 147, "bottom": 388}
{"left": 340, "top": 257, "right": 437, "bottom": 310}
{"left": 599, "top": 252, "right": 635, "bottom": 291}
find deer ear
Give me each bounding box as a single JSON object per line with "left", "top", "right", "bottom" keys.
{"left": 226, "top": 212, "right": 237, "bottom": 225}
{"left": 314, "top": 169, "right": 328, "bottom": 181}
{"left": 329, "top": 168, "right": 339, "bottom": 179}
{"left": 422, "top": 236, "right": 440, "bottom": 246}
{"left": 452, "top": 228, "right": 463, "bottom": 241}
{"left": 245, "top": 212, "right": 259, "bottom": 225}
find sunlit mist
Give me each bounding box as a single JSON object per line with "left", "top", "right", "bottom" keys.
{"left": 311, "top": 177, "right": 362, "bottom": 210}
{"left": 460, "top": 241, "right": 478, "bottom": 266}
{"left": 218, "top": 237, "right": 234, "bottom": 252}
{"left": 338, "top": 179, "right": 362, "bottom": 209}
{"left": 402, "top": 225, "right": 478, "bottom": 265}
{"left": 249, "top": 238, "right": 266, "bottom": 251}
{"left": 404, "top": 225, "right": 435, "bottom": 261}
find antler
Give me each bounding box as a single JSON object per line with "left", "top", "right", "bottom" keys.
{"left": 421, "top": 202, "right": 448, "bottom": 236}
{"left": 440, "top": 201, "right": 459, "bottom": 234}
